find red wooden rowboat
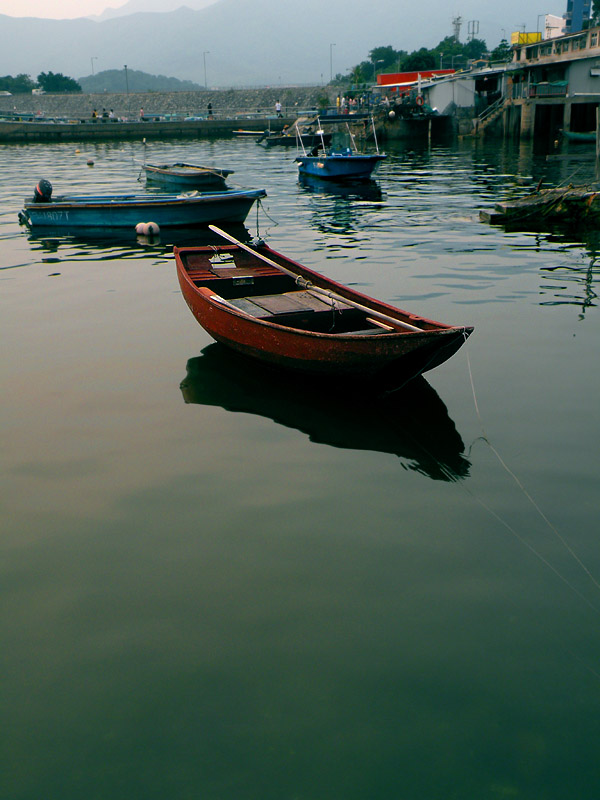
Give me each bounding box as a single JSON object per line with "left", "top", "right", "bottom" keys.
{"left": 174, "top": 228, "right": 473, "bottom": 386}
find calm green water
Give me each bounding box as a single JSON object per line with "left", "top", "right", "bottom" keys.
{"left": 1, "top": 134, "right": 599, "bottom": 799}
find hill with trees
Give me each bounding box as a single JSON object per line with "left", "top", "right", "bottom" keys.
{"left": 78, "top": 69, "right": 204, "bottom": 93}
{"left": 336, "top": 36, "right": 512, "bottom": 87}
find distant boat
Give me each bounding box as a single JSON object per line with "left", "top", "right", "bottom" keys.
{"left": 19, "top": 181, "right": 266, "bottom": 228}
{"left": 296, "top": 146, "right": 386, "bottom": 180}
{"left": 142, "top": 162, "right": 233, "bottom": 190}
{"left": 174, "top": 226, "right": 473, "bottom": 386}
{"left": 258, "top": 130, "right": 333, "bottom": 148}
{"left": 257, "top": 119, "right": 332, "bottom": 148}
{"left": 295, "top": 117, "right": 386, "bottom": 180}
{"left": 232, "top": 129, "right": 264, "bottom": 137}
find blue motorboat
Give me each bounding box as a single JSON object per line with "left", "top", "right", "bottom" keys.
{"left": 295, "top": 116, "right": 386, "bottom": 181}
{"left": 296, "top": 147, "right": 386, "bottom": 180}
{"left": 19, "top": 180, "right": 266, "bottom": 229}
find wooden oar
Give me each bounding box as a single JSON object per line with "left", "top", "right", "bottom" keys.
{"left": 208, "top": 225, "right": 423, "bottom": 332}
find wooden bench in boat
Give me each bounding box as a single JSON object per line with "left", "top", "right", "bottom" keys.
{"left": 213, "top": 289, "right": 391, "bottom": 335}
{"left": 183, "top": 251, "right": 401, "bottom": 335}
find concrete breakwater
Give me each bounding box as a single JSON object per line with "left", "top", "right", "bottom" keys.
{"left": 0, "top": 87, "right": 332, "bottom": 122}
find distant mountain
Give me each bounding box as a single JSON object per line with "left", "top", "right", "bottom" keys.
{"left": 78, "top": 68, "right": 203, "bottom": 92}
{"left": 93, "top": 0, "right": 217, "bottom": 21}
{"left": 0, "top": 0, "right": 511, "bottom": 88}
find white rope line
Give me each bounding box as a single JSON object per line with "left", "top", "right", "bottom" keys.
{"left": 465, "top": 346, "right": 600, "bottom": 595}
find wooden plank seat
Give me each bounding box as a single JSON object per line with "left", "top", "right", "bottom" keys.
{"left": 226, "top": 290, "right": 352, "bottom": 318}
{"left": 222, "top": 289, "right": 389, "bottom": 335}
{"left": 184, "top": 251, "right": 284, "bottom": 283}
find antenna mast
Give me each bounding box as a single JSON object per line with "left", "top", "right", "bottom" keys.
{"left": 452, "top": 15, "right": 463, "bottom": 42}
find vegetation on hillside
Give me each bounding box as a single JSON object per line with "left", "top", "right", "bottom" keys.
{"left": 38, "top": 72, "right": 81, "bottom": 93}
{"left": 78, "top": 69, "right": 204, "bottom": 93}
{"left": 0, "top": 71, "right": 81, "bottom": 93}
{"left": 332, "top": 35, "right": 512, "bottom": 86}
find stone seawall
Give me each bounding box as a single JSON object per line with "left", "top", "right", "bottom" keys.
{"left": 0, "top": 87, "right": 333, "bottom": 120}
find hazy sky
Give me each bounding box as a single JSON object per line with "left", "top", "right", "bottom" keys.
{"left": 0, "top": 0, "right": 566, "bottom": 45}
{"left": 0, "top": 0, "right": 128, "bottom": 17}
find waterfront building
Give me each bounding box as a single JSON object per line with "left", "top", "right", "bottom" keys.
{"left": 384, "top": 24, "right": 600, "bottom": 141}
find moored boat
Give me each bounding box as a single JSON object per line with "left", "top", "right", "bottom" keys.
{"left": 295, "top": 116, "right": 386, "bottom": 181}
{"left": 19, "top": 181, "right": 266, "bottom": 228}
{"left": 142, "top": 162, "right": 233, "bottom": 190}
{"left": 258, "top": 130, "right": 333, "bottom": 148}
{"left": 296, "top": 147, "right": 386, "bottom": 180}
{"left": 174, "top": 227, "right": 473, "bottom": 386}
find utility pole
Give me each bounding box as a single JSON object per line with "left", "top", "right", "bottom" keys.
{"left": 330, "top": 43, "right": 336, "bottom": 83}
{"left": 203, "top": 51, "right": 210, "bottom": 90}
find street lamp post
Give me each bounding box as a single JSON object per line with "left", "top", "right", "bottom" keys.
{"left": 91, "top": 56, "right": 98, "bottom": 75}
{"left": 203, "top": 51, "right": 210, "bottom": 90}
{"left": 330, "top": 43, "right": 336, "bottom": 82}
{"left": 124, "top": 64, "right": 129, "bottom": 95}
{"left": 372, "top": 58, "right": 384, "bottom": 80}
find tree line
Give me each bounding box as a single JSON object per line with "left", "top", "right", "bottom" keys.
{"left": 332, "top": 37, "right": 512, "bottom": 86}
{"left": 0, "top": 72, "right": 81, "bottom": 94}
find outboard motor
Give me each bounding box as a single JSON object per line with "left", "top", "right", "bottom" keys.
{"left": 33, "top": 179, "right": 52, "bottom": 203}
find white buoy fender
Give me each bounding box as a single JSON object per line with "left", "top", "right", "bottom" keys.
{"left": 145, "top": 221, "right": 160, "bottom": 236}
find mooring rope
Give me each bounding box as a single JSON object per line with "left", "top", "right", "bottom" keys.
{"left": 464, "top": 345, "right": 600, "bottom": 598}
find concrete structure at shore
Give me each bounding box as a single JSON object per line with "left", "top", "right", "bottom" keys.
{"left": 376, "top": 24, "right": 600, "bottom": 141}
{"left": 0, "top": 87, "right": 335, "bottom": 142}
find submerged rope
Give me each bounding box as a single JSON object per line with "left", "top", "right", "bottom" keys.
{"left": 464, "top": 346, "right": 600, "bottom": 598}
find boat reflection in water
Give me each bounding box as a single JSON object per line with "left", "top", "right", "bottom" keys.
{"left": 180, "top": 344, "right": 471, "bottom": 482}
{"left": 298, "top": 173, "right": 383, "bottom": 201}
{"left": 26, "top": 223, "right": 254, "bottom": 257}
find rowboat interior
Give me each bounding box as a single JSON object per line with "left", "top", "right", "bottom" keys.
{"left": 175, "top": 245, "right": 436, "bottom": 336}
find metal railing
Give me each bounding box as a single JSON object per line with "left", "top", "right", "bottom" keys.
{"left": 478, "top": 95, "right": 505, "bottom": 122}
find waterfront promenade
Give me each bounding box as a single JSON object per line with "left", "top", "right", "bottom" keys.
{"left": 0, "top": 86, "right": 330, "bottom": 142}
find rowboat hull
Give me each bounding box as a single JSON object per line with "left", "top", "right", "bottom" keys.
{"left": 143, "top": 162, "right": 233, "bottom": 190}
{"left": 20, "top": 188, "right": 266, "bottom": 228}
{"left": 296, "top": 152, "right": 386, "bottom": 180}
{"left": 174, "top": 242, "right": 473, "bottom": 385}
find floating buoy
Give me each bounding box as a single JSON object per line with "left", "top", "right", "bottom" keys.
{"left": 135, "top": 222, "right": 146, "bottom": 234}
{"left": 388, "top": 110, "right": 396, "bottom": 120}
{"left": 145, "top": 221, "right": 160, "bottom": 237}
{"left": 87, "top": 159, "right": 94, "bottom": 166}
{"left": 75, "top": 148, "right": 80, "bottom": 154}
